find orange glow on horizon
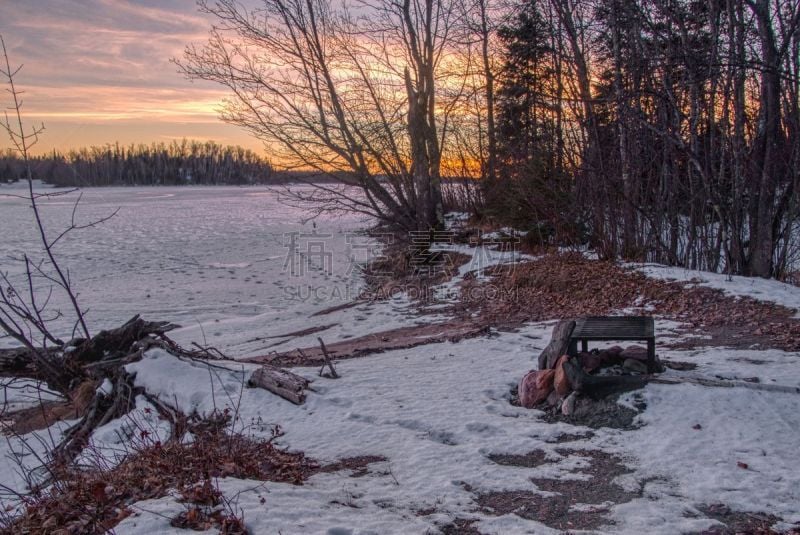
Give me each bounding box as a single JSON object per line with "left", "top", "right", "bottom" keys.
{"left": 1, "top": 0, "right": 264, "bottom": 156}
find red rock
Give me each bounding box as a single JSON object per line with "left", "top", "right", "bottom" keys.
{"left": 607, "top": 345, "right": 624, "bottom": 356}
{"left": 553, "top": 355, "right": 572, "bottom": 397}
{"left": 518, "top": 369, "right": 555, "bottom": 408}
{"left": 579, "top": 352, "right": 604, "bottom": 373}
{"left": 594, "top": 350, "right": 615, "bottom": 367}
{"left": 621, "top": 345, "right": 648, "bottom": 361}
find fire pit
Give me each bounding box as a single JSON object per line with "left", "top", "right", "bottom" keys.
{"left": 569, "top": 316, "right": 656, "bottom": 372}
{"left": 519, "top": 316, "right": 660, "bottom": 411}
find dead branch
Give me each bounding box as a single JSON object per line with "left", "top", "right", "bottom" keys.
{"left": 317, "top": 337, "right": 339, "bottom": 378}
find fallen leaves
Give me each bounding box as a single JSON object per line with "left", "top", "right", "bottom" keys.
{"left": 455, "top": 252, "right": 800, "bottom": 352}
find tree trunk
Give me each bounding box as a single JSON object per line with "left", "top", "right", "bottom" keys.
{"left": 538, "top": 320, "right": 575, "bottom": 370}
{"left": 746, "top": 0, "right": 784, "bottom": 277}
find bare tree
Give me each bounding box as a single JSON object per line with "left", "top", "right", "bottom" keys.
{"left": 0, "top": 35, "right": 117, "bottom": 391}
{"left": 178, "top": 0, "right": 474, "bottom": 231}
{"left": 487, "top": 0, "right": 800, "bottom": 277}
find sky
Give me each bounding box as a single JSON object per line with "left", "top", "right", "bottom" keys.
{"left": 0, "top": 0, "right": 263, "bottom": 154}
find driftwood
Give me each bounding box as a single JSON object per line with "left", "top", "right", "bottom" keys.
{"left": 538, "top": 320, "right": 575, "bottom": 370}
{"left": 0, "top": 317, "right": 201, "bottom": 468}
{"left": 248, "top": 364, "right": 311, "bottom": 405}
{"left": 68, "top": 314, "right": 178, "bottom": 366}
{"left": 53, "top": 371, "right": 140, "bottom": 465}
{"left": 245, "top": 321, "right": 489, "bottom": 366}
{"left": 0, "top": 347, "right": 41, "bottom": 376}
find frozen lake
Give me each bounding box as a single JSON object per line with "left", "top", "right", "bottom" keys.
{"left": 0, "top": 183, "right": 381, "bottom": 353}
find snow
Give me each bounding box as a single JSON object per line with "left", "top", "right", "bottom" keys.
{"left": 2, "top": 188, "right": 800, "bottom": 532}
{"left": 120, "top": 325, "right": 578, "bottom": 534}
{"left": 126, "top": 350, "right": 257, "bottom": 418}
{"left": 0, "top": 185, "right": 373, "bottom": 353}
{"left": 78, "top": 396, "right": 172, "bottom": 467}
{"left": 631, "top": 263, "right": 800, "bottom": 317}
{"left": 0, "top": 419, "right": 75, "bottom": 504}
{"left": 0, "top": 378, "right": 63, "bottom": 413}
{"left": 481, "top": 227, "right": 529, "bottom": 240}
{"left": 430, "top": 241, "right": 534, "bottom": 305}
{"left": 117, "top": 323, "right": 800, "bottom": 534}
{"left": 97, "top": 378, "right": 113, "bottom": 397}
{"left": 613, "top": 382, "right": 800, "bottom": 527}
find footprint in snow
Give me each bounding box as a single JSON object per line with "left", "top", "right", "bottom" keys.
{"left": 465, "top": 422, "right": 501, "bottom": 436}
{"left": 326, "top": 397, "right": 353, "bottom": 408}
{"left": 427, "top": 429, "right": 459, "bottom": 445}
{"left": 347, "top": 413, "right": 377, "bottom": 424}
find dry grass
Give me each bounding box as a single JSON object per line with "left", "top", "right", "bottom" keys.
{"left": 2, "top": 418, "right": 314, "bottom": 534}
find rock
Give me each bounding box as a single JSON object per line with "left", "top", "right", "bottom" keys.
{"left": 561, "top": 391, "right": 578, "bottom": 416}
{"left": 623, "top": 358, "right": 648, "bottom": 374}
{"left": 579, "top": 352, "right": 604, "bottom": 373}
{"left": 518, "top": 369, "right": 555, "bottom": 408}
{"left": 599, "top": 347, "right": 623, "bottom": 366}
{"left": 570, "top": 396, "right": 597, "bottom": 419}
{"left": 621, "top": 345, "right": 648, "bottom": 361}
{"left": 546, "top": 389, "right": 560, "bottom": 407}
{"left": 553, "top": 355, "right": 572, "bottom": 397}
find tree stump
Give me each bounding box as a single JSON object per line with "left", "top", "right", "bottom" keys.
{"left": 538, "top": 320, "right": 575, "bottom": 370}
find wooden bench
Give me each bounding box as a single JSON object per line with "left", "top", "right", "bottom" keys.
{"left": 568, "top": 316, "right": 656, "bottom": 372}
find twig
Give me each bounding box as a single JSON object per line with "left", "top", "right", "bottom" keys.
{"left": 317, "top": 337, "right": 339, "bottom": 378}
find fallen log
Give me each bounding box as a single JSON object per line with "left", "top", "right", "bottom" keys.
{"left": 248, "top": 365, "right": 311, "bottom": 405}
{"left": 244, "top": 321, "right": 490, "bottom": 366}
{"left": 68, "top": 315, "right": 179, "bottom": 366}
{"left": 538, "top": 320, "right": 575, "bottom": 370}
{"left": 0, "top": 347, "right": 39, "bottom": 377}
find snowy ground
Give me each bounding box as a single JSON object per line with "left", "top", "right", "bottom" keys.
{"left": 2, "top": 186, "right": 799, "bottom": 533}
{"left": 628, "top": 263, "right": 800, "bottom": 318}
{"left": 112, "top": 321, "right": 800, "bottom": 534}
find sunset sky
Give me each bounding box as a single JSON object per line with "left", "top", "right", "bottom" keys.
{"left": 1, "top": 0, "right": 262, "bottom": 154}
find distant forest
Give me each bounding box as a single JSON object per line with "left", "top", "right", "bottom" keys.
{"left": 0, "top": 140, "right": 279, "bottom": 186}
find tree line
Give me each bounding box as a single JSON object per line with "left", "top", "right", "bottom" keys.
{"left": 0, "top": 140, "right": 275, "bottom": 187}
{"left": 180, "top": 0, "right": 799, "bottom": 278}
{"left": 485, "top": 0, "right": 800, "bottom": 279}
